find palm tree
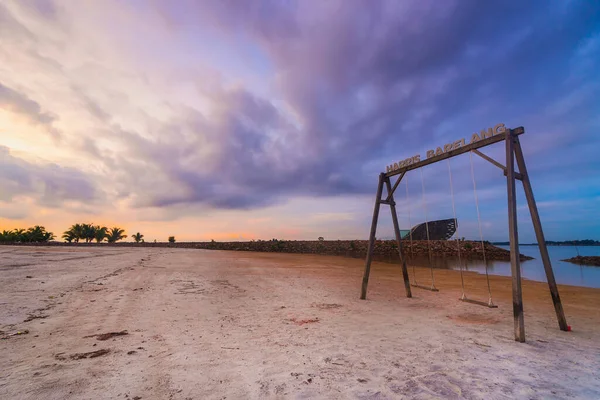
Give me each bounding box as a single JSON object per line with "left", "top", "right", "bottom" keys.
{"left": 0, "top": 227, "right": 54, "bottom": 243}
{"left": 62, "top": 230, "right": 76, "bottom": 243}
{"left": 64, "top": 224, "right": 84, "bottom": 243}
{"left": 0, "top": 230, "right": 17, "bottom": 242}
{"left": 25, "top": 226, "right": 55, "bottom": 242}
{"left": 12, "top": 228, "right": 26, "bottom": 242}
{"left": 62, "top": 224, "right": 81, "bottom": 243}
{"left": 81, "top": 223, "right": 97, "bottom": 243}
{"left": 1, "top": 230, "right": 13, "bottom": 242}
{"left": 42, "top": 229, "right": 55, "bottom": 242}
{"left": 94, "top": 226, "right": 108, "bottom": 243}
{"left": 106, "top": 227, "right": 127, "bottom": 243}
{"left": 131, "top": 232, "right": 144, "bottom": 243}
{"left": 25, "top": 226, "right": 40, "bottom": 242}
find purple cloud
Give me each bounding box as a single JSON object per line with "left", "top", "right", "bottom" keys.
{"left": 0, "top": 146, "right": 98, "bottom": 207}
{"left": 124, "top": 0, "right": 598, "bottom": 212}
{"left": 0, "top": 82, "right": 58, "bottom": 131}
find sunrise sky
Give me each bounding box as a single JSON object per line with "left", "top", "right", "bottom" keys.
{"left": 1, "top": 0, "right": 599, "bottom": 242}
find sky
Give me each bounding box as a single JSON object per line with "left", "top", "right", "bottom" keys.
{"left": 1, "top": 0, "right": 599, "bottom": 243}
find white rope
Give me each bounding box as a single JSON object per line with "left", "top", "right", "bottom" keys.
{"left": 447, "top": 159, "right": 466, "bottom": 298}
{"left": 469, "top": 151, "right": 494, "bottom": 305}
{"left": 420, "top": 168, "right": 436, "bottom": 289}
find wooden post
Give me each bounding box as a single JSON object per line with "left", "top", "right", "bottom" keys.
{"left": 506, "top": 129, "right": 525, "bottom": 342}
{"left": 360, "top": 173, "right": 385, "bottom": 300}
{"left": 513, "top": 137, "right": 569, "bottom": 331}
{"left": 385, "top": 177, "right": 412, "bottom": 298}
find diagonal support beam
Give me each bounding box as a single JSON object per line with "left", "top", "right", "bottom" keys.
{"left": 386, "top": 171, "right": 405, "bottom": 202}
{"left": 513, "top": 137, "right": 568, "bottom": 332}
{"left": 472, "top": 149, "right": 506, "bottom": 171}
{"left": 472, "top": 149, "right": 523, "bottom": 180}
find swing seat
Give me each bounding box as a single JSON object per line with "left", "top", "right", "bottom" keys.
{"left": 459, "top": 296, "right": 498, "bottom": 308}
{"left": 411, "top": 283, "right": 439, "bottom": 292}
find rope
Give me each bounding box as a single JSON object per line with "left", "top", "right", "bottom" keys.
{"left": 405, "top": 176, "right": 416, "bottom": 284}
{"left": 447, "top": 159, "right": 465, "bottom": 299}
{"left": 420, "top": 168, "right": 436, "bottom": 289}
{"left": 469, "top": 151, "right": 494, "bottom": 306}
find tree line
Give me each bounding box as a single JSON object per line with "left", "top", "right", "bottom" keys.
{"left": 62, "top": 224, "right": 128, "bottom": 243}
{"left": 0, "top": 223, "right": 154, "bottom": 244}
{"left": 0, "top": 226, "right": 55, "bottom": 243}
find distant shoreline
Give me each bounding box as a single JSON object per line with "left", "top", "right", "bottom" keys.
{"left": 492, "top": 242, "right": 600, "bottom": 247}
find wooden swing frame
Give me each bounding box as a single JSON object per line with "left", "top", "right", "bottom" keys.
{"left": 359, "top": 126, "right": 569, "bottom": 342}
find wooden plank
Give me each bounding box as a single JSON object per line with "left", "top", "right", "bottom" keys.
{"left": 472, "top": 149, "right": 506, "bottom": 171}
{"left": 459, "top": 297, "right": 498, "bottom": 308}
{"left": 506, "top": 130, "right": 525, "bottom": 342}
{"left": 385, "top": 127, "right": 525, "bottom": 178}
{"left": 386, "top": 171, "right": 405, "bottom": 202}
{"left": 411, "top": 284, "right": 439, "bottom": 292}
{"left": 514, "top": 137, "right": 569, "bottom": 331}
{"left": 471, "top": 149, "right": 523, "bottom": 180}
{"left": 360, "top": 173, "right": 385, "bottom": 300}
{"left": 384, "top": 177, "right": 412, "bottom": 298}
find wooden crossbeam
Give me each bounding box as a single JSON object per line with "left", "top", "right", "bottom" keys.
{"left": 385, "top": 127, "right": 525, "bottom": 178}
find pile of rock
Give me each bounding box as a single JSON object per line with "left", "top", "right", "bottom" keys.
{"left": 186, "top": 239, "right": 531, "bottom": 261}
{"left": 1, "top": 239, "right": 533, "bottom": 261}
{"left": 562, "top": 256, "right": 600, "bottom": 266}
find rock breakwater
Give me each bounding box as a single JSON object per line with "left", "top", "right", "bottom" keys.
{"left": 2, "top": 240, "right": 532, "bottom": 262}
{"left": 562, "top": 256, "right": 600, "bottom": 266}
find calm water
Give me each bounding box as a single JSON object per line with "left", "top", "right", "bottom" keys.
{"left": 406, "top": 245, "right": 600, "bottom": 289}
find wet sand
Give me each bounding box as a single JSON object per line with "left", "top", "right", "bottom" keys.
{"left": 1, "top": 246, "right": 599, "bottom": 399}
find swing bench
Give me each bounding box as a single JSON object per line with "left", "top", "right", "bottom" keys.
{"left": 402, "top": 154, "right": 495, "bottom": 307}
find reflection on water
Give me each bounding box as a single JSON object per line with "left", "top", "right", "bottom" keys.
{"left": 397, "top": 245, "right": 600, "bottom": 289}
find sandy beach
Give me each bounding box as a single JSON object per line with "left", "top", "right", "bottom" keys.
{"left": 1, "top": 246, "right": 599, "bottom": 399}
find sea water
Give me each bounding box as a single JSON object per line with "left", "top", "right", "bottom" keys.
{"left": 406, "top": 245, "right": 600, "bottom": 289}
